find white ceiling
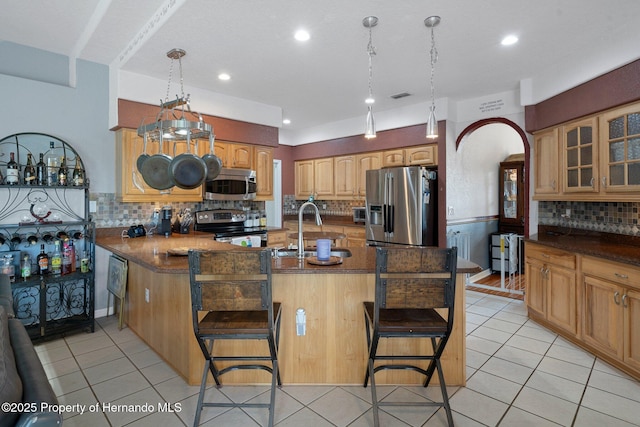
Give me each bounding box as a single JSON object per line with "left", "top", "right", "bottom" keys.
{"left": 2, "top": 0, "right": 640, "bottom": 132}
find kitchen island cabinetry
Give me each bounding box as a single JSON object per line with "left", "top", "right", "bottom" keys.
{"left": 97, "top": 235, "right": 478, "bottom": 386}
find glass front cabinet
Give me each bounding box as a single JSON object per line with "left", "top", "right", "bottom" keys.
{"left": 0, "top": 133, "right": 94, "bottom": 342}
{"left": 499, "top": 156, "right": 525, "bottom": 234}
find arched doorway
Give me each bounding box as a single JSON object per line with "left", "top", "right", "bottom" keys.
{"left": 455, "top": 117, "right": 530, "bottom": 237}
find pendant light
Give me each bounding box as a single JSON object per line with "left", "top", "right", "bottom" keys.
{"left": 363, "top": 16, "right": 378, "bottom": 139}
{"left": 425, "top": 16, "right": 440, "bottom": 139}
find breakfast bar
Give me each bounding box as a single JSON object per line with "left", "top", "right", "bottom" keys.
{"left": 97, "top": 234, "right": 480, "bottom": 386}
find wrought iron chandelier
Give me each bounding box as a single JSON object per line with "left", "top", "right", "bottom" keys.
{"left": 137, "top": 48, "right": 214, "bottom": 145}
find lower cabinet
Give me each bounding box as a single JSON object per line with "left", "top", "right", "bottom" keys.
{"left": 525, "top": 243, "right": 640, "bottom": 379}
{"left": 582, "top": 256, "right": 640, "bottom": 372}
{"left": 267, "top": 230, "right": 287, "bottom": 248}
{"left": 524, "top": 243, "right": 577, "bottom": 335}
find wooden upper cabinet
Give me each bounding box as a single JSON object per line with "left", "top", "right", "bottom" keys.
{"left": 334, "top": 155, "right": 357, "bottom": 198}
{"left": 314, "top": 157, "right": 334, "bottom": 197}
{"left": 533, "top": 128, "right": 560, "bottom": 199}
{"left": 115, "top": 129, "right": 203, "bottom": 202}
{"left": 599, "top": 102, "right": 640, "bottom": 194}
{"left": 295, "top": 160, "right": 315, "bottom": 199}
{"left": 228, "top": 143, "right": 252, "bottom": 169}
{"left": 355, "top": 152, "right": 382, "bottom": 198}
{"left": 562, "top": 116, "right": 598, "bottom": 194}
{"left": 405, "top": 145, "right": 437, "bottom": 166}
{"left": 253, "top": 146, "right": 273, "bottom": 200}
{"left": 382, "top": 149, "right": 405, "bottom": 167}
{"left": 213, "top": 142, "right": 229, "bottom": 167}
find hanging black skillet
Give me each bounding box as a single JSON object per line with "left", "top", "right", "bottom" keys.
{"left": 170, "top": 136, "right": 207, "bottom": 189}
{"left": 202, "top": 134, "right": 222, "bottom": 180}
{"left": 140, "top": 138, "right": 174, "bottom": 190}
{"left": 136, "top": 133, "right": 150, "bottom": 173}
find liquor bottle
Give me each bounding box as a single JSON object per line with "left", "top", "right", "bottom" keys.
{"left": 37, "top": 244, "right": 49, "bottom": 275}
{"left": 23, "top": 153, "right": 36, "bottom": 185}
{"left": 72, "top": 161, "right": 84, "bottom": 187}
{"left": 6, "top": 152, "right": 19, "bottom": 185}
{"left": 45, "top": 141, "right": 60, "bottom": 186}
{"left": 36, "top": 153, "right": 46, "bottom": 185}
{"left": 61, "top": 241, "right": 72, "bottom": 275}
{"left": 68, "top": 239, "right": 76, "bottom": 272}
{"left": 51, "top": 241, "right": 62, "bottom": 275}
{"left": 57, "top": 156, "right": 68, "bottom": 186}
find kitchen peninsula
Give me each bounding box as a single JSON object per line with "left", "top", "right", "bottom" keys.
{"left": 96, "top": 233, "right": 480, "bottom": 386}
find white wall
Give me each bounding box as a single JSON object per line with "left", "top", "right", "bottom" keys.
{"left": 0, "top": 59, "right": 114, "bottom": 194}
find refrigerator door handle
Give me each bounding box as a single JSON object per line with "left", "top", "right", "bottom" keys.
{"left": 388, "top": 174, "right": 394, "bottom": 235}
{"left": 383, "top": 173, "right": 389, "bottom": 234}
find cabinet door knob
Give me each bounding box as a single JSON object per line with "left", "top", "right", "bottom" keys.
{"left": 590, "top": 177, "right": 595, "bottom": 188}
{"left": 551, "top": 179, "right": 556, "bottom": 190}
{"left": 614, "top": 291, "right": 621, "bottom": 305}
{"left": 602, "top": 176, "right": 607, "bottom": 187}
{"left": 622, "top": 294, "right": 628, "bottom": 308}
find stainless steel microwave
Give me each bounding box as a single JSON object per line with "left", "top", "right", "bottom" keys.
{"left": 203, "top": 168, "right": 257, "bottom": 201}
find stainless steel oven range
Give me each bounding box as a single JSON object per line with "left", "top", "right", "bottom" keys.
{"left": 194, "top": 209, "right": 267, "bottom": 247}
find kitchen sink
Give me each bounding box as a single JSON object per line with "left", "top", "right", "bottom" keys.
{"left": 275, "top": 248, "right": 352, "bottom": 258}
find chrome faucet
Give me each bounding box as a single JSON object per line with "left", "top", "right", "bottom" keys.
{"left": 298, "top": 201, "right": 323, "bottom": 259}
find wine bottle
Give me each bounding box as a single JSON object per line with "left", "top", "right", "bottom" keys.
{"left": 72, "top": 161, "right": 84, "bottom": 187}
{"left": 36, "top": 153, "right": 46, "bottom": 185}
{"left": 51, "top": 241, "right": 62, "bottom": 275}
{"left": 37, "top": 244, "right": 49, "bottom": 275}
{"left": 23, "top": 153, "right": 36, "bottom": 185}
{"left": 6, "top": 152, "right": 19, "bottom": 185}
{"left": 45, "top": 141, "right": 60, "bottom": 186}
{"left": 58, "top": 156, "right": 68, "bottom": 186}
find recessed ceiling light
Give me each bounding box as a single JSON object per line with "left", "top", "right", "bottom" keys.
{"left": 283, "top": 118, "right": 291, "bottom": 125}
{"left": 501, "top": 35, "right": 518, "bottom": 46}
{"left": 294, "top": 29, "right": 310, "bottom": 41}
{"left": 218, "top": 73, "right": 231, "bottom": 81}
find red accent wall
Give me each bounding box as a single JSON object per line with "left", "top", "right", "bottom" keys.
{"left": 115, "top": 99, "right": 279, "bottom": 146}
{"left": 525, "top": 59, "right": 640, "bottom": 133}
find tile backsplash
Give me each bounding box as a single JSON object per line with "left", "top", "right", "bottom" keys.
{"left": 89, "top": 193, "right": 360, "bottom": 229}
{"left": 282, "top": 194, "right": 364, "bottom": 216}
{"left": 89, "top": 193, "right": 266, "bottom": 228}
{"left": 538, "top": 201, "right": 640, "bottom": 236}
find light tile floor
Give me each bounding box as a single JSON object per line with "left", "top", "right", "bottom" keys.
{"left": 34, "top": 290, "right": 640, "bottom": 426}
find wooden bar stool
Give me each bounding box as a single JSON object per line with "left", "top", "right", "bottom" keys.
{"left": 363, "top": 246, "right": 458, "bottom": 427}
{"left": 188, "top": 249, "right": 282, "bottom": 427}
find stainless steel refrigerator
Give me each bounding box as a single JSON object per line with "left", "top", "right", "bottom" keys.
{"left": 365, "top": 166, "right": 437, "bottom": 247}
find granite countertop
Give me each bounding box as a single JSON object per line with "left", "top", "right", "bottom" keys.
{"left": 96, "top": 233, "right": 480, "bottom": 275}
{"left": 526, "top": 227, "right": 640, "bottom": 268}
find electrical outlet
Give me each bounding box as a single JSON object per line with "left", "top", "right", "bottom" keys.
{"left": 145, "top": 288, "right": 150, "bottom": 303}
{"left": 89, "top": 201, "right": 97, "bottom": 213}
{"left": 447, "top": 206, "right": 454, "bottom": 216}
{"left": 322, "top": 203, "right": 327, "bottom": 210}
{"left": 566, "top": 208, "right": 571, "bottom": 218}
